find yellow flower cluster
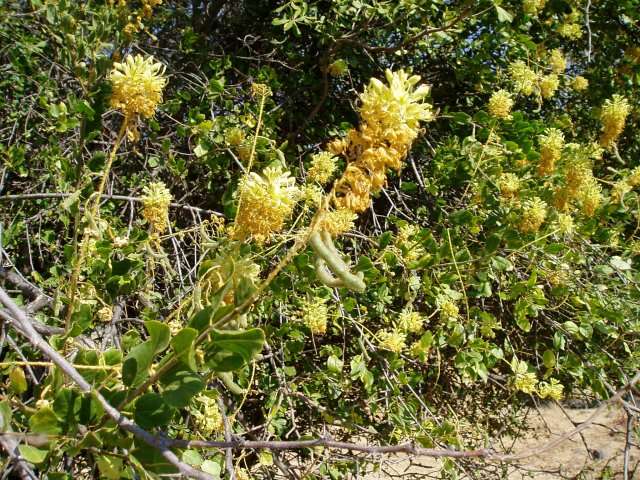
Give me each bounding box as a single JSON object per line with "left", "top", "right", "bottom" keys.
{"left": 537, "top": 378, "right": 564, "bottom": 400}
{"left": 509, "top": 60, "right": 538, "bottom": 96}
{"left": 308, "top": 151, "right": 338, "bottom": 184}
{"left": 225, "top": 127, "right": 245, "bottom": 146}
{"left": 331, "top": 70, "right": 433, "bottom": 213}
{"left": 439, "top": 300, "right": 459, "bottom": 320}
{"left": 488, "top": 89, "right": 514, "bottom": 119}
{"left": 317, "top": 208, "right": 357, "bottom": 236}
{"left": 558, "top": 23, "right": 582, "bottom": 39}
{"left": 571, "top": 75, "right": 589, "bottom": 91}
{"left": 523, "top": 0, "right": 546, "bottom": 16}
{"left": 301, "top": 297, "right": 329, "bottom": 335}
{"left": 141, "top": 0, "right": 162, "bottom": 18}
{"left": 497, "top": 172, "right": 521, "bottom": 199}
{"left": 142, "top": 182, "right": 172, "bottom": 233}
{"left": 192, "top": 395, "right": 224, "bottom": 436}
{"left": 539, "top": 74, "right": 560, "bottom": 99}
{"left": 251, "top": 83, "right": 272, "bottom": 98}
{"left": 538, "top": 128, "right": 564, "bottom": 175}
{"left": 395, "top": 223, "right": 425, "bottom": 262}
{"left": 599, "top": 95, "right": 631, "bottom": 148}
{"left": 398, "top": 309, "right": 424, "bottom": 333}
{"left": 109, "top": 54, "right": 166, "bottom": 121}
{"left": 377, "top": 329, "right": 406, "bottom": 353}
{"left": 519, "top": 197, "right": 547, "bottom": 233}
{"left": 548, "top": 49, "right": 566, "bottom": 74}
{"left": 234, "top": 165, "right": 299, "bottom": 243}
{"left": 97, "top": 305, "right": 113, "bottom": 322}
{"left": 555, "top": 213, "right": 575, "bottom": 237}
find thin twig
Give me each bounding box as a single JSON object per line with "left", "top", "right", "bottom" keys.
{"left": 0, "top": 192, "right": 223, "bottom": 216}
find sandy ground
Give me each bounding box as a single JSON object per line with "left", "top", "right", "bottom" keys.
{"left": 362, "top": 403, "right": 639, "bottom": 479}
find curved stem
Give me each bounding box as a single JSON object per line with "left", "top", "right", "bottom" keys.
{"left": 64, "top": 119, "right": 129, "bottom": 330}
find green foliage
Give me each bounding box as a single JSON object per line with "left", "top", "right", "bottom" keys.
{"left": 1, "top": 0, "right": 640, "bottom": 478}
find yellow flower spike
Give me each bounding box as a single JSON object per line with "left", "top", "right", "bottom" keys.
{"left": 509, "top": 60, "right": 538, "bottom": 96}
{"left": 317, "top": 208, "right": 357, "bottom": 237}
{"left": 558, "top": 23, "right": 582, "bottom": 39}
{"left": 142, "top": 181, "right": 172, "bottom": 234}
{"left": 523, "top": 0, "right": 547, "bottom": 16}
{"left": 537, "top": 378, "right": 564, "bottom": 400}
{"left": 599, "top": 94, "right": 631, "bottom": 148}
{"left": 398, "top": 309, "right": 424, "bottom": 334}
{"left": 307, "top": 151, "right": 338, "bottom": 185}
{"left": 192, "top": 395, "right": 224, "bottom": 436}
{"left": 571, "top": 75, "right": 589, "bottom": 91}
{"left": 377, "top": 329, "right": 406, "bottom": 353}
{"left": 301, "top": 297, "right": 329, "bottom": 335}
{"left": 233, "top": 165, "right": 299, "bottom": 243}
{"left": 539, "top": 74, "right": 560, "bottom": 99}
{"left": 109, "top": 54, "right": 167, "bottom": 121}
{"left": 488, "top": 89, "right": 514, "bottom": 119}
{"left": 519, "top": 197, "right": 547, "bottom": 233}
{"left": 251, "top": 83, "right": 272, "bottom": 98}
{"left": 555, "top": 213, "right": 575, "bottom": 237}
{"left": 549, "top": 49, "right": 566, "bottom": 74}
{"left": 497, "top": 173, "right": 521, "bottom": 199}
{"left": 538, "top": 128, "right": 564, "bottom": 175}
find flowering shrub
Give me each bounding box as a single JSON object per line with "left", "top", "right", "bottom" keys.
{"left": 0, "top": 0, "right": 639, "bottom": 479}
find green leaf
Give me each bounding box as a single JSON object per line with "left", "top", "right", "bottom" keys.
{"left": 145, "top": 320, "right": 171, "bottom": 354}
{"left": 543, "top": 350, "right": 556, "bottom": 368}
{"left": 205, "top": 328, "right": 265, "bottom": 372}
{"left": 19, "top": 445, "right": 48, "bottom": 464}
{"left": 161, "top": 370, "right": 205, "bottom": 408}
{"left": 9, "top": 367, "right": 28, "bottom": 394}
{"left": 171, "top": 327, "right": 198, "bottom": 370}
{"left": 29, "top": 406, "right": 61, "bottom": 434}
{"left": 122, "top": 341, "right": 155, "bottom": 387}
{"left": 96, "top": 456, "right": 123, "bottom": 480}
{"left": 134, "top": 393, "right": 175, "bottom": 429}
{"left": 495, "top": 5, "right": 513, "bottom": 22}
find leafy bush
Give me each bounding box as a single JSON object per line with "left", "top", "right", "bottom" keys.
{"left": 0, "top": 0, "right": 639, "bottom": 478}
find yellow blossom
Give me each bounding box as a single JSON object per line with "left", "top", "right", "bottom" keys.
{"left": 377, "top": 329, "right": 406, "bottom": 353}
{"left": 327, "top": 59, "right": 348, "bottom": 77}
{"left": 317, "top": 208, "right": 357, "bottom": 236}
{"left": 537, "top": 378, "right": 564, "bottom": 400}
{"left": 398, "top": 309, "right": 424, "bottom": 333}
{"left": 509, "top": 60, "right": 538, "bottom": 96}
{"left": 539, "top": 74, "right": 559, "bottom": 99}
{"left": 234, "top": 165, "right": 299, "bottom": 243}
{"left": 250, "top": 83, "right": 272, "bottom": 98}
{"left": 300, "top": 184, "right": 324, "bottom": 207}
{"left": 548, "top": 49, "right": 566, "bottom": 74}
{"left": 225, "top": 127, "right": 245, "bottom": 146}
{"left": 599, "top": 95, "right": 631, "bottom": 148}
{"left": 512, "top": 359, "right": 537, "bottom": 394}
{"left": 192, "top": 395, "right": 224, "bottom": 436}
{"left": 439, "top": 300, "right": 459, "bottom": 320}
{"left": 519, "top": 197, "right": 547, "bottom": 233}
{"left": 488, "top": 89, "right": 514, "bottom": 119}
{"left": 555, "top": 213, "right": 575, "bottom": 237}
{"left": 97, "top": 305, "right": 113, "bottom": 322}
{"left": 538, "top": 128, "right": 564, "bottom": 175}
{"left": 308, "top": 151, "right": 338, "bottom": 184}
{"left": 301, "top": 297, "right": 329, "bottom": 335}
{"left": 571, "top": 75, "right": 589, "bottom": 91}
{"left": 142, "top": 182, "right": 172, "bottom": 233}
{"left": 333, "top": 70, "right": 433, "bottom": 213}
{"left": 109, "top": 54, "right": 166, "bottom": 120}
{"left": 497, "top": 173, "right": 521, "bottom": 199}
{"left": 577, "top": 179, "right": 602, "bottom": 217}
{"left": 558, "top": 23, "right": 582, "bottom": 39}
{"left": 523, "top": 0, "right": 546, "bottom": 16}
